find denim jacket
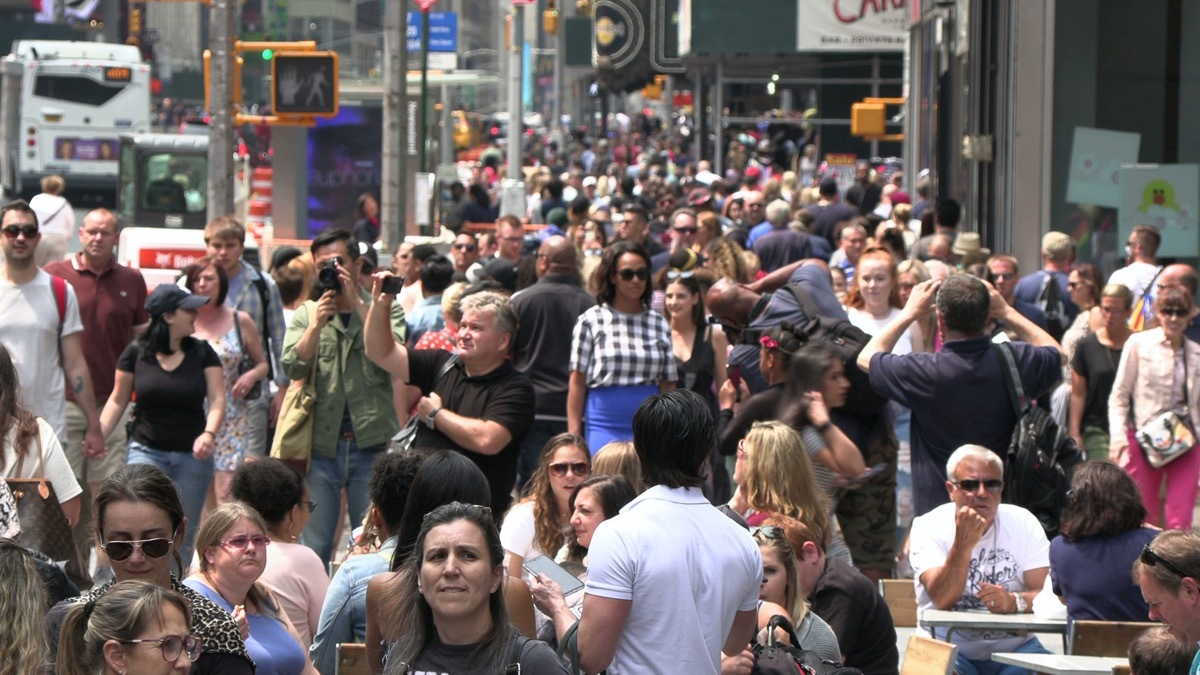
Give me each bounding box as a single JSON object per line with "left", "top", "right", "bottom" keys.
{"left": 309, "top": 536, "right": 397, "bottom": 675}
{"left": 281, "top": 295, "right": 405, "bottom": 456}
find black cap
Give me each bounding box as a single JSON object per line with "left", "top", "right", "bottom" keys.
{"left": 480, "top": 257, "right": 518, "bottom": 292}
{"left": 146, "top": 284, "right": 208, "bottom": 318}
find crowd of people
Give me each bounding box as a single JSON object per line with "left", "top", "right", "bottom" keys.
{"left": 3, "top": 131, "right": 1200, "bottom": 674}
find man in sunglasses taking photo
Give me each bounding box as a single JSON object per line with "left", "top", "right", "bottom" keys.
{"left": 1133, "top": 530, "right": 1200, "bottom": 674}
{"left": 909, "top": 445, "right": 1053, "bottom": 675}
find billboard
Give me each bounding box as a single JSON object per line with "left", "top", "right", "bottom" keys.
{"left": 797, "top": 0, "right": 909, "bottom": 52}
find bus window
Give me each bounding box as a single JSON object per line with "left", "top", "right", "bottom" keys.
{"left": 33, "top": 75, "right": 126, "bottom": 107}
{"left": 141, "top": 153, "right": 206, "bottom": 213}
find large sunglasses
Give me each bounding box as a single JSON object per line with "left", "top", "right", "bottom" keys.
{"left": 2, "top": 225, "right": 38, "bottom": 238}
{"left": 1158, "top": 307, "right": 1189, "bottom": 318}
{"left": 121, "top": 635, "right": 204, "bottom": 662}
{"left": 102, "top": 531, "right": 177, "bottom": 561}
{"left": 617, "top": 267, "right": 649, "bottom": 282}
{"left": 1141, "top": 544, "right": 1192, "bottom": 579}
{"left": 952, "top": 479, "right": 1004, "bottom": 494}
{"left": 549, "top": 461, "right": 590, "bottom": 478}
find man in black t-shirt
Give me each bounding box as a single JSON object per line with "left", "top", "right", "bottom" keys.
{"left": 365, "top": 287, "right": 535, "bottom": 515}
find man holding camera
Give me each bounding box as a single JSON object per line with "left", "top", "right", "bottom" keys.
{"left": 281, "top": 228, "right": 406, "bottom": 566}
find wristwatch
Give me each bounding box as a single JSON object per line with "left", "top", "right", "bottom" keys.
{"left": 425, "top": 407, "right": 442, "bottom": 429}
{"left": 1013, "top": 593, "right": 1027, "bottom": 613}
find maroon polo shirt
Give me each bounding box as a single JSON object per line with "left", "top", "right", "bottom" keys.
{"left": 44, "top": 254, "right": 149, "bottom": 400}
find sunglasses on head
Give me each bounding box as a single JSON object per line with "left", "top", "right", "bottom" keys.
{"left": 549, "top": 461, "right": 590, "bottom": 478}
{"left": 1141, "top": 544, "right": 1192, "bottom": 579}
{"left": 2, "top": 225, "right": 38, "bottom": 238}
{"left": 666, "top": 269, "right": 694, "bottom": 280}
{"left": 618, "top": 267, "right": 649, "bottom": 281}
{"left": 102, "top": 531, "right": 177, "bottom": 561}
{"left": 953, "top": 479, "right": 1004, "bottom": 494}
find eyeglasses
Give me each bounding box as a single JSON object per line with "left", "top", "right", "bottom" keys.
{"left": 121, "top": 635, "right": 204, "bottom": 663}
{"left": 952, "top": 479, "right": 1004, "bottom": 494}
{"left": 666, "top": 269, "right": 694, "bottom": 280}
{"left": 1141, "top": 544, "right": 1192, "bottom": 579}
{"left": 101, "top": 532, "right": 176, "bottom": 561}
{"left": 549, "top": 461, "right": 590, "bottom": 478}
{"left": 453, "top": 243, "right": 477, "bottom": 252}
{"left": 672, "top": 227, "right": 698, "bottom": 235}
{"left": 305, "top": 500, "right": 318, "bottom": 513}
{"left": 1159, "top": 307, "right": 1189, "bottom": 318}
{"left": 617, "top": 267, "right": 649, "bottom": 281}
{"left": 1066, "top": 281, "right": 1085, "bottom": 289}
{"left": 2, "top": 225, "right": 38, "bottom": 238}
{"left": 219, "top": 534, "right": 271, "bottom": 550}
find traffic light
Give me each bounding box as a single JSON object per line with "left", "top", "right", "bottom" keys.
{"left": 851, "top": 102, "right": 886, "bottom": 137}
{"left": 262, "top": 48, "right": 274, "bottom": 61}
{"left": 271, "top": 51, "right": 339, "bottom": 117}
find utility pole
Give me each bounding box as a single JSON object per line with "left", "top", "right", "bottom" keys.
{"left": 382, "top": 0, "right": 407, "bottom": 249}
{"left": 207, "top": 0, "right": 237, "bottom": 221}
{"left": 417, "top": 6, "right": 431, "bottom": 175}
{"left": 506, "top": 4, "right": 524, "bottom": 180}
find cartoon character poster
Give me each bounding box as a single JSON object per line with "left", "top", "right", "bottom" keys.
{"left": 1066, "top": 127, "right": 1141, "bottom": 209}
{"left": 1119, "top": 164, "right": 1200, "bottom": 257}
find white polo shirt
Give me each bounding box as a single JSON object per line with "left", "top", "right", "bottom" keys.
{"left": 585, "top": 485, "right": 762, "bottom": 675}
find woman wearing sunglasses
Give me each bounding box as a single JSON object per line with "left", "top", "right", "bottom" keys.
{"left": 229, "top": 458, "right": 327, "bottom": 649}
{"left": 569, "top": 241, "right": 676, "bottom": 451}
{"left": 500, "top": 433, "right": 591, "bottom": 581}
{"left": 184, "top": 502, "right": 317, "bottom": 675}
{"left": 1110, "top": 286, "right": 1200, "bottom": 529}
{"left": 58, "top": 581, "right": 199, "bottom": 675}
{"left": 45, "top": 464, "right": 254, "bottom": 674}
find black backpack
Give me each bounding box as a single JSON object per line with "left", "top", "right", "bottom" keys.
{"left": 752, "top": 615, "right": 864, "bottom": 675}
{"left": 996, "top": 342, "right": 1082, "bottom": 539}
{"left": 775, "top": 284, "right": 888, "bottom": 416}
{"left": 1035, "top": 272, "right": 1071, "bottom": 342}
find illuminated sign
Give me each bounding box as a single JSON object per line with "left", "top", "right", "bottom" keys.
{"left": 104, "top": 66, "right": 132, "bottom": 82}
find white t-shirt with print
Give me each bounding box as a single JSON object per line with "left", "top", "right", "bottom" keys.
{"left": 910, "top": 502, "right": 1050, "bottom": 661}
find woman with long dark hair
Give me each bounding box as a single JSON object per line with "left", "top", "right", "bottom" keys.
{"left": 99, "top": 284, "right": 224, "bottom": 564}
{"left": 383, "top": 502, "right": 565, "bottom": 674}
{"left": 569, "top": 241, "right": 676, "bottom": 450}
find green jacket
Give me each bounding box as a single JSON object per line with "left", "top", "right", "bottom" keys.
{"left": 281, "top": 295, "right": 405, "bottom": 456}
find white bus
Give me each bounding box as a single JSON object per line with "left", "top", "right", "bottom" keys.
{"left": 0, "top": 40, "right": 151, "bottom": 196}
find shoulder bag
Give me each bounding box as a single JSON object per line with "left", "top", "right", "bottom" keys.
{"left": 752, "top": 615, "right": 862, "bottom": 675}
{"left": 270, "top": 350, "right": 319, "bottom": 475}
{"left": 1136, "top": 346, "right": 1197, "bottom": 467}
{"left": 6, "top": 428, "right": 90, "bottom": 588}
{"left": 389, "top": 355, "right": 460, "bottom": 454}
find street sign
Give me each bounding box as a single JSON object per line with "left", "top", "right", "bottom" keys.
{"left": 406, "top": 11, "right": 458, "bottom": 52}
{"left": 415, "top": 0, "right": 439, "bottom": 10}
{"left": 271, "top": 51, "right": 339, "bottom": 116}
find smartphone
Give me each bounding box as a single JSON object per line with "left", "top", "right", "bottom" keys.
{"left": 523, "top": 555, "right": 585, "bottom": 596}
{"left": 845, "top": 462, "right": 888, "bottom": 486}
{"left": 380, "top": 275, "right": 405, "bottom": 295}
{"left": 727, "top": 364, "right": 742, "bottom": 390}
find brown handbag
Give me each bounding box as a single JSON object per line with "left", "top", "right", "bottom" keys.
{"left": 6, "top": 429, "right": 91, "bottom": 588}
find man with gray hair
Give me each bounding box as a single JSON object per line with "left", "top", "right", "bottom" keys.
{"left": 909, "top": 444, "right": 1053, "bottom": 674}
{"left": 365, "top": 287, "right": 535, "bottom": 515}
{"left": 752, "top": 199, "right": 825, "bottom": 272}
{"left": 829, "top": 219, "right": 868, "bottom": 283}
{"left": 859, "top": 273, "right": 1063, "bottom": 516}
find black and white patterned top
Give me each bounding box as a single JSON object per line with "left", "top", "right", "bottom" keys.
{"left": 570, "top": 305, "right": 677, "bottom": 389}
{"left": 0, "top": 480, "right": 18, "bottom": 538}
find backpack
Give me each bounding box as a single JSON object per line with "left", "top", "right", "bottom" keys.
{"left": 774, "top": 284, "right": 888, "bottom": 415}
{"left": 1034, "top": 272, "right": 1071, "bottom": 342}
{"left": 752, "top": 615, "right": 863, "bottom": 675}
{"left": 996, "top": 342, "right": 1083, "bottom": 539}
{"left": 50, "top": 275, "right": 67, "bottom": 365}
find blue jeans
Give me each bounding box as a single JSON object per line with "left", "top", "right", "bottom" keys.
{"left": 953, "top": 637, "right": 1051, "bottom": 675}
{"left": 301, "top": 438, "right": 384, "bottom": 568}
{"left": 516, "top": 418, "right": 568, "bottom": 494}
{"left": 126, "top": 441, "right": 213, "bottom": 567}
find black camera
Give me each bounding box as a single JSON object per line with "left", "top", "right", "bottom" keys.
{"left": 317, "top": 258, "right": 341, "bottom": 293}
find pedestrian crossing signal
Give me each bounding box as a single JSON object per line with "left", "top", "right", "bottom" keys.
{"left": 271, "top": 51, "right": 339, "bottom": 117}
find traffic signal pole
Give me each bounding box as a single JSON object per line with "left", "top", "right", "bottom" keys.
{"left": 207, "top": 0, "right": 237, "bottom": 221}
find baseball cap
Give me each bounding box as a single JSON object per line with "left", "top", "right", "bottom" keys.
{"left": 687, "top": 188, "right": 713, "bottom": 208}
{"left": 147, "top": 284, "right": 208, "bottom": 318}
{"left": 582, "top": 176, "right": 598, "bottom": 187}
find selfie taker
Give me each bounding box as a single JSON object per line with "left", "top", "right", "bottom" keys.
{"left": 280, "top": 228, "right": 406, "bottom": 567}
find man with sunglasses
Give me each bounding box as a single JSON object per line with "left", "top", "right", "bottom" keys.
{"left": 450, "top": 232, "right": 479, "bottom": 280}
{"left": 0, "top": 200, "right": 105, "bottom": 464}
{"left": 1133, "top": 530, "right": 1200, "bottom": 673}
{"left": 909, "top": 445, "right": 1053, "bottom": 675}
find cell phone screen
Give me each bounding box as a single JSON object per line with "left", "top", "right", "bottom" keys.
{"left": 728, "top": 364, "right": 741, "bottom": 390}
{"left": 523, "top": 555, "right": 584, "bottom": 596}
{"left": 381, "top": 275, "right": 405, "bottom": 295}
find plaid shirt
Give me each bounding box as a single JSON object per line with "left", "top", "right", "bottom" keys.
{"left": 228, "top": 260, "right": 288, "bottom": 385}
{"left": 571, "top": 304, "right": 677, "bottom": 388}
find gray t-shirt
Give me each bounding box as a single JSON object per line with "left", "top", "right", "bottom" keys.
{"left": 392, "top": 635, "right": 567, "bottom": 675}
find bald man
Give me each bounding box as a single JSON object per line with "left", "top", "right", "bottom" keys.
{"left": 510, "top": 236, "right": 596, "bottom": 489}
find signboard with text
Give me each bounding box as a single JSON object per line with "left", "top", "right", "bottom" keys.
{"left": 406, "top": 12, "right": 459, "bottom": 52}
{"left": 796, "top": 0, "right": 909, "bottom": 52}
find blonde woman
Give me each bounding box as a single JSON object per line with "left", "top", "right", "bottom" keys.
{"left": 591, "top": 440, "right": 643, "bottom": 492}
{"left": 0, "top": 538, "right": 49, "bottom": 675}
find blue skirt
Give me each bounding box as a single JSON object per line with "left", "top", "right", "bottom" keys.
{"left": 585, "top": 384, "right": 659, "bottom": 453}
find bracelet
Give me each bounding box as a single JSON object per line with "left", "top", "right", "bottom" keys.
{"left": 816, "top": 421, "right": 833, "bottom": 434}
{"left": 202, "top": 430, "right": 216, "bottom": 438}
